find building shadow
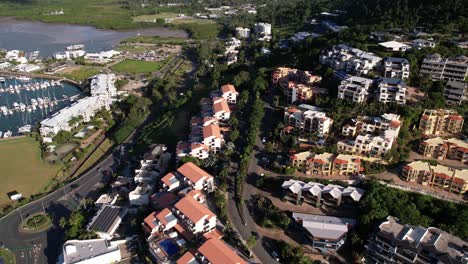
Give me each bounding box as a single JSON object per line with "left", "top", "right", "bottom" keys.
{"left": 43, "top": 202, "right": 72, "bottom": 264}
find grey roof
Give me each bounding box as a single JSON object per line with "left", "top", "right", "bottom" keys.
{"left": 377, "top": 77, "right": 406, "bottom": 86}
{"left": 293, "top": 213, "right": 356, "bottom": 241}
{"left": 87, "top": 205, "right": 127, "bottom": 234}
{"left": 384, "top": 57, "right": 409, "bottom": 64}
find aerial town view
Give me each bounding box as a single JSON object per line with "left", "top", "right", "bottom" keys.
{"left": 0, "top": 0, "right": 467, "bottom": 264}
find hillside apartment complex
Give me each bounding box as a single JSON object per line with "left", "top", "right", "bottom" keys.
{"left": 337, "top": 113, "right": 402, "bottom": 158}
{"left": 377, "top": 77, "right": 407, "bottom": 104}
{"left": 418, "top": 109, "right": 464, "bottom": 135}
{"left": 337, "top": 76, "right": 373, "bottom": 103}
{"left": 40, "top": 74, "right": 116, "bottom": 137}
{"left": 365, "top": 216, "right": 467, "bottom": 263}
{"left": 420, "top": 54, "right": 468, "bottom": 81}
{"left": 419, "top": 137, "right": 468, "bottom": 163}
{"left": 290, "top": 151, "right": 364, "bottom": 177}
{"left": 177, "top": 84, "right": 238, "bottom": 160}
{"left": 271, "top": 67, "right": 322, "bottom": 103}
{"left": 283, "top": 104, "right": 333, "bottom": 136}
{"left": 319, "top": 44, "right": 382, "bottom": 75}
{"left": 383, "top": 57, "right": 410, "bottom": 79}
{"left": 401, "top": 161, "right": 468, "bottom": 195}
{"left": 445, "top": 80, "right": 467, "bottom": 105}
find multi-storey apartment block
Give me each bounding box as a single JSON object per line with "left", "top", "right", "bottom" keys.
{"left": 289, "top": 152, "right": 363, "bottom": 176}
{"left": 383, "top": 57, "right": 410, "bottom": 79}
{"left": 338, "top": 114, "right": 401, "bottom": 158}
{"left": 419, "top": 137, "right": 468, "bottom": 163}
{"left": 319, "top": 44, "right": 382, "bottom": 75}
{"left": 271, "top": 67, "right": 322, "bottom": 103}
{"left": 401, "top": 161, "right": 468, "bottom": 194}
{"left": 365, "top": 216, "right": 467, "bottom": 264}
{"left": 377, "top": 78, "right": 407, "bottom": 104}
{"left": 235, "top": 27, "right": 250, "bottom": 39}
{"left": 420, "top": 53, "right": 468, "bottom": 81}
{"left": 211, "top": 84, "right": 239, "bottom": 104}
{"left": 338, "top": 76, "right": 373, "bottom": 103}
{"left": 284, "top": 104, "right": 333, "bottom": 136}
{"left": 418, "top": 109, "right": 464, "bottom": 135}
{"left": 445, "top": 80, "right": 467, "bottom": 105}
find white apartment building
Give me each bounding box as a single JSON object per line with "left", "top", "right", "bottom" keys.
{"left": 40, "top": 96, "right": 106, "bottom": 137}
{"left": 202, "top": 124, "right": 223, "bottom": 153}
{"left": 143, "top": 208, "right": 178, "bottom": 240}
{"left": 235, "top": 27, "right": 250, "bottom": 39}
{"left": 338, "top": 76, "right": 373, "bottom": 103}
{"left": 177, "top": 162, "right": 215, "bottom": 193}
{"left": 254, "top": 22, "right": 272, "bottom": 36}
{"left": 412, "top": 39, "right": 436, "bottom": 50}
{"left": 173, "top": 195, "right": 217, "bottom": 235}
{"left": 420, "top": 54, "right": 468, "bottom": 81}
{"left": 90, "top": 74, "right": 117, "bottom": 99}
{"left": 383, "top": 57, "right": 410, "bottom": 79}
{"left": 160, "top": 172, "right": 181, "bottom": 192}
{"left": 284, "top": 104, "right": 333, "bottom": 135}
{"left": 211, "top": 98, "right": 231, "bottom": 121}
{"left": 129, "top": 183, "right": 153, "bottom": 206}
{"left": 377, "top": 78, "right": 407, "bottom": 104}
{"left": 62, "top": 238, "right": 127, "bottom": 264}
{"left": 320, "top": 44, "right": 382, "bottom": 75}
{"left": 219, "top": 84, "right": 238, "bottom": 104}
{"left": 445, "top": 80, "right": 467, "bottom": 105}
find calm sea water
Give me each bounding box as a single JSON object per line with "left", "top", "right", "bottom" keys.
{"left": 0, "top": 17, "right": 187, "bottom": 57}
{"left": 0, "top": 77, "right": 84, "bottom": 136}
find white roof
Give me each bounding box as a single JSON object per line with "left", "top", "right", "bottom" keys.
{"left": 40, "top": 96, "right": 100, "bottom": 127}
{"left": 63, "top": 238, "right": 125, "bottom": 264}
{"left": 342, "top": 186, "right": 365, "bottom": 202}
{"left": 292, "top": 213, "right": 356, "bottom": 240}
{"left": 379, "top": 41, "right": 411, "bottom": 49}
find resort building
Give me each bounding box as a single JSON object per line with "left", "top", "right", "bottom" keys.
{"left": 420, "top": 54, "right": 468, "bottom": 81}
{"left": 271, "top": 67, "right": 322, "bottom": 103}
{"left": 61, "top": 238, "right": 128, "bottom": 264}
{"left": 383, "top": 57, "right": 410, "bottom": 79}
{"left": 338, "top": 114, "right": 401, "bottom": 158}
{"left": 401, "top": 161, "right": 468, "bottom": 194}
{"left": 129, "top": 183, "right": 153, "bottom": 206}
{"left": 337, "top": 76, "right": 373, "bottom": 103}
{"left": 173, "top": 195, "right": 217, "bottom": 235}
{"left": 377, "top": 78, "right": 407, "bottom": 104}
{"left": 445, "top": 80, "right": 467, "bottom": 105}
{"left": 365, "top": 216, "right": 468, "bottom": 263}
{"left": 319, "top": 44, "right": 382, "bottom": 75}
{"left": 87, "top": 205, "right": 128, "bottom": 240}
{"left": 177, "top": 162, "right": 214, "bottom": 193}
{"left": 378, "top": 41, "right": 411, "bottom": 52}
{"left": 284, "top": 104, "right": 333, "bottom": 136}
{"left": 211, "top": 84, "right": 239, "bottom": 104}
{"left": 419, "top": 137, "right": 468, "bottom": 163}
{"left": 290, "top": 152, "right": 364, "bottom": 176}
{"left": 282, "top": 179, "right": 365, "bottom": 207}
{"left": 418, "top": 109, "right": 464, "bottom": 135}
{"left": 292, "top": 213, "right": 356, "bottom": 254}
{"left": 332, "top": 154, "right": 363, "bottom": 176}
{"left": 411, "top": 39, "right": 436, "bottom": 49}
{"left": 235, "top": 27, "right": 250, "bottom": 39}
{"left": 90, "top": 74, "right": 117, "bottom": 99}
{"left": 40, "top": 96, "right": 107, "bottom": 137}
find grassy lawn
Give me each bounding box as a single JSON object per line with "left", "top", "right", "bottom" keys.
{"left": 134, "top": 13, "right": 216, "bottom": 25}
{"left": 0, "top": 137, "right": 60, "bottom": 207}
{"left": 176, "top": 23, "right": 221, "bottom": 39}
{"left": 0, "top": 0, "right": 136, "bottom": 30}
{"left": 59, "top": 66, "right": 101, "bottom": 81}
{"left": 111, "top": 60, "right": 162, "bottom": 74}
{"left": 75, "top": 139, "right": 114, "bottom": 176}
{"left": 22, "top": 213, "right": 52, "bottom": 232}
{"left": 0, "top": 248, "right": 15, "bottom": 264}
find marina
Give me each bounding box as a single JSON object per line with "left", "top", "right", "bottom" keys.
{"left": 0, "top": 76, "right": 84, "bottom": 137}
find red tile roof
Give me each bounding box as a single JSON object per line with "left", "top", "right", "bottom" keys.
{"left": 390, "top": 120, "right": 401, "bottom": 128}
{"left": 213, "top": 99, "right": 231, "bottom": 114}
{"left": 449, "top": 115, "right": 463, "bottom": 121}
{"left": 452, "top": 177, "right": 466, "bottom": 185}
{"left": 203, "top": 228, "right": 224, "bottom": 240}
{"left": 177, "top": 162, "right": 213, "bottom": 184}
{"left": 144, "top": 212, "right": 158, "bottom": 230}
{"left": 334, "top": 159, "right": 348, "bottom": 165}
{"left": 156, "top": 208, "right": 173, "bottom": 226}
{"left": 198, "top": 239, "right": 247, "bottom": 264}
{"left": 150, "top": 192, "right": 178, "bottom": 209}
{"left": 174, "top": 195, "right": 215, "bottom": 224}
{"left": 177, "top": 252, "right": 197, "bottom": 264}
{"left": 203, "top": 124, "right": 222, "bottom": 139}
{"left": 221, "top": 84, "right": 237, "bottom": 94}
{"left": 161, "top": 172, "right": 177, "bottom": 187}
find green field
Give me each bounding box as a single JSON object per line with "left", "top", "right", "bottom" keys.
{"left": 0, "top": 137, "right": 60, "bottom": 207}
{"left": 121, "top": 36, "right": 187, "bottom": 45}
{"left": 111, "top": 60, "right": 162, "bottom": 74}
{"left": 0, "top": 248, "right": 15, "bottom": 264}
{"left": 0, "top": 0, "right": 136, "bottom": 30}
{"left": 134, "top": 13, "right": 216, "bottom": 25}
{"left": 75, "top": 139, "right": 114, "bottom": 176}
{"left": 60, "top": 66, "right": 101, "bottom": 81}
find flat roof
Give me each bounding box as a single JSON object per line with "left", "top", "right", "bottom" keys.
{"left": 292, "top": 213, "right": 356, "bottom": 240}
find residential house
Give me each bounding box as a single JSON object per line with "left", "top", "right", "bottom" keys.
{"left": 173, "top": 195, "right": 217, "bottom": 235}
{"left": 365, "top": 216, "right": 467, "bottom": 264}
{"left": 378, "top": 41, "right": 412, "bottom": 52}
{"left": 411, "top": 39, "right": 436, "bottom": 50}
{"left": 383, "top": 57, "right": 410, "bottom": 79}
{"left": 338, "top": 76, "right": 373, "bottom": 103}
{"left": 332, "top": 154, "right": 363, "bottom": 176}
{"left": 160, "top": 172, "right": 181, "bottom": 192}
{"left": 284, "top": 104, "right": 333, "bottom": 136}
{"left": 418, "top": 109, "right": 464, "bottom": 135}
{"left": 177, "top": 162, "right": 214, "bottom": 193}
{"left": 420, "top": 54, "right": 468, "bottom": 81}
{"left": 219, "top": 84, "right": 239, "bottom": 104}
{"left": 445, "top": 80, "right": 467, "bottom": 105}
{"left": 377, "top": 78, "right": 407, "bottom": 104}
{"left": 143, "top": 208, "right": 178, "bottom": 241}
{"left": 293, "top": 213, "right": 356, "bottom": 254}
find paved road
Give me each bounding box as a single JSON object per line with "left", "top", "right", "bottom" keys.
{"left": 225, "top": 101, "right": 279, "bottom": 264}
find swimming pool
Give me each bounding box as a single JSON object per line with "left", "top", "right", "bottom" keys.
{"left": 158, "top": 239, "right": 179, "bottom": 256}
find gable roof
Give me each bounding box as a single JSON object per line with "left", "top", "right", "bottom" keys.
{"left": 198, "top": 239, "right": 247, "bottom": 264}
{"left": 177, "top": 162, "right": 213, "bottom": 184}
{"left": 174, "top": 196, "right": 215, "bottom": 223}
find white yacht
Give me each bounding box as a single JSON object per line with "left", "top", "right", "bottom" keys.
{"left": 3, "top": 130, "right": 12, "bottom": 138}
{"left": 18, "top": 125, "right": 32, "bottom": 134}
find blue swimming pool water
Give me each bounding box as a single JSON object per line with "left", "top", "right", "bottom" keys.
{"left": 158, "top": 239, "right": 179, "bottom": 256}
